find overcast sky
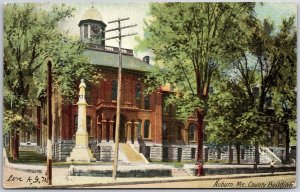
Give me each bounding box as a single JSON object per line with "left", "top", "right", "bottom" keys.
{"left": 56, "top": 2, "right": 296, "bottom": 59}
{"left": 2, "top": 1, "right": 297, "bottom": 60}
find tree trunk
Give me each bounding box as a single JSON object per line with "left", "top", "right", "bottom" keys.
{"left": 9, "top": 130, "right": 13, "bottom": 157}
{"left": 12, "top": 130, "right": 19, "bottom": 161}
{"left": 229, "top": 144, "right": 233, "bottom": 164}
{"left": 254, "top": 142, "right": 260, "bottom": 166}
{"left": 196, "top": 109, "right": 204, "bottom": 164}
{"left": 285, "top": 125, "right": 290, "bottom": 164}
{"left": 236, "top": 143, "right": 241, "bottom": 165}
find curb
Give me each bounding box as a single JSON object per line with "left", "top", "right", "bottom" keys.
{"left": 23, "top": 171, "right": 296, "bottom": 189}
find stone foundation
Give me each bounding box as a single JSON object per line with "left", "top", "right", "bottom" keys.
{"left": 52, "top": 139, "right": 100, "bottom": 161}
{"left": 46, "top": 140, "right": 283, "bottom": 164}
{"left": 150, "top": 145, "right": 163, "bottom": 161}
{"left": 98, "top": 143, "right": 114, "bottom": 162}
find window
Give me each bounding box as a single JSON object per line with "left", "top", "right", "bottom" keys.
{"left": 136, "top": 83, "right": 141, "bottom": 107}
{"left": 144, "top": 120, "right": 150, "bottom": 138}
{"left": 241, "top": 149, "right": 245, "bottom": 160}
{"left": 279, "top": 133, "right": 283, "bottom": 145}
{"left": 144, "top": 95, "right": 150, "bottom": 109}
{"left": 84, "top": 24, "right": 88, "bottom": 39}
{"left": 163, "top": 147, "right": 168, "bottom": 161}
{"left": 176, "top": 122, "right": 184, "bottom": 140}
{"left": 191, "top": 148, "right": 196, "bottom": 159}
{"left": 162, "top": 98, "right": 168, "bottom": 115}
{"left": 162, "top": 122, "right": 168, "bottom": 141}
{"left": 112, "top": 80, "right": 117, "bottom": 101}
{"left": 188, "top": 124, "right": 196, "bottom": 141}
{"left": 217, "top": 149, "right": 221, "bottom": 159}
{"left": 137, "top": 120, "right": 142, "bottom": 139}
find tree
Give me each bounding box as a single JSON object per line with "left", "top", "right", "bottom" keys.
{"left": 136, "top": 2, "right": 256, "bottom": 164}
{"left": 271, "top": 17, "right": 297, "bottom": 163}
{"left": 206, "top": 78, "right": 255, "bottom": 164}
{"left": 220, "top": 15, "right": 297, "bottom": 165}
{"left": 4, "top": 3, "right": 99, "bottom": 160}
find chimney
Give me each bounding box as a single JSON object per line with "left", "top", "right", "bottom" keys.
{"left": 143, "top": 56, "right": 150, "bottom": 64}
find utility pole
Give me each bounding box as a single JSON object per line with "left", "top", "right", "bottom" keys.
{"left": 47, "top": 60, "right": 52, "bottom": 185}
{"left": 103, "top": 18, "right": 137, "bottom": 180}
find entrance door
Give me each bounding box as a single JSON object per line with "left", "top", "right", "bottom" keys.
{"left": 113, "top": 114, "right": 126, "bottom": 142}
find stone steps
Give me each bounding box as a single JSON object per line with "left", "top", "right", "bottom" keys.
{"left": 120, "top": 143, "right": 146, "bottom": 164}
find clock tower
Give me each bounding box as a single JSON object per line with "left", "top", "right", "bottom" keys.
{"left": 79, "top": 7, "right": 106, "bottom": 45}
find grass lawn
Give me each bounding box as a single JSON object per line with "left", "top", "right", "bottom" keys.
{"left": 7, "top": 150, "right": 111, "bottom": 167}
{"left": 8, "top": 150, "right": 47, "bottom": 164}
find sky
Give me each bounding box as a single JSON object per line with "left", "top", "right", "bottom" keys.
{"left": 34, "top": 1, "right": 297, "bottom": 60}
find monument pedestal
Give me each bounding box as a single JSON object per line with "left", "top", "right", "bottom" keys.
{"left": 67, "top": 131, "right": 96, "bottom": 162}
{"left": 66, "top": 80, "right": 96, "bottom": 162}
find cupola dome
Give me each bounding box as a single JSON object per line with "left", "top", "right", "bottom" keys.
{"left": 78, "top": 6, "right": 107, "bottom": 45}
{"left": 81, "top": 7, "right": 103, "bottom": 21}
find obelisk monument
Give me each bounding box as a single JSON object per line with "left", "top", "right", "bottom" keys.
{"left": 67, "top": 79, "right": 95, "bottom": 162}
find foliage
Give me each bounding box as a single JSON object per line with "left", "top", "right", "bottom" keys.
{"left": 3, "top": 110, "right": 35, "bottom": 134}
{"left": 136, "top": 2, "right": 256, "bottom": 119}
{"left": 208, "top": 16, "right": 296, "bottom": 164}
{"left": 3, "top": 3, "right": 101, "bottom": 159}
{"left": 4, "top": 3, "right": 100, "bottom": 114}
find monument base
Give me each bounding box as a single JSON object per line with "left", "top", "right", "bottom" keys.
{"left": 66, "top": 146, "right": 96, "bottom": 162}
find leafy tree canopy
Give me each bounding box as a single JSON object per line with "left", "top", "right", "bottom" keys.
{"left": 136, "top": 2, "right": 256, "bottom": 119}
{"left": 4, "top": 3, "right": 100, "bottom": 131}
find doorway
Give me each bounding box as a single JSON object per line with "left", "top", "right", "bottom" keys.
{"left": 113, "top": 114, "right": 126, "bottom": 142}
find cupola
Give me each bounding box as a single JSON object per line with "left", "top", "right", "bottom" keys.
{"left": 79, "top": 6, "right": 107, "bottom": 45}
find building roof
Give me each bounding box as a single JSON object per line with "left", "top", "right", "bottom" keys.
{"left": 82, "top": 7, "right": 103, "bottom": 21}
{"left": 83, "top": 49, "right": 154, "bottom": 73}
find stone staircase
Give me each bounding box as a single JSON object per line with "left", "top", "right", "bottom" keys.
{"left": 119, "top": 143, "right": 148, "bottom": 164}
{"left": 259, "top": 147, "right": 282, "bottom": 164}
{"left": 171, "top": 168, "right": 190, "bottom": 177}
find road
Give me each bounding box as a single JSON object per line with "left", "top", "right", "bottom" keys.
{"left": 92, "top": 175, "right": 296, "bottom": 188}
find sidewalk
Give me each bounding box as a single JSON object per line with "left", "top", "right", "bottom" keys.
{"left": 3, "top": 162, "right": 295, "bottom": 189}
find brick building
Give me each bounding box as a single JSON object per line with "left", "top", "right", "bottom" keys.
{"left": 18, "top": 7, "right": 290, "bottom": 164}
{"left": 37, "top": 7, "right": 200, "bottom": 162}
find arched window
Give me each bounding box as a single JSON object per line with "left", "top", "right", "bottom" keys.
{"left": 136, "top": 83, "right": 141, "bottom": 107}
{"left": 144, "top": 120, "right": 150, "bottom": 138}
{"left": 188, "top": 124, "right": 196, "bottom": 141}
{"left": 137, "top": 119, "right": 142, "bottom": 139}
{"left": 84, "top": 24, "right": 88, "bottom": 39}
{"left": 162, "top": 122, "right": 169, "bottom": 141}
{"left": 112, "top": 80, "right": 117, "bottom": 101}
{"left": 176, "top": 122, "right": 184, "bottom": 140}
{"left": 144, "top": 95, "right": 150, "bottom": 109}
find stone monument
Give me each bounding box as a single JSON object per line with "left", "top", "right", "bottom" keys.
{"left": 67, "top": 79, "right": 96, "bottom": 162}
